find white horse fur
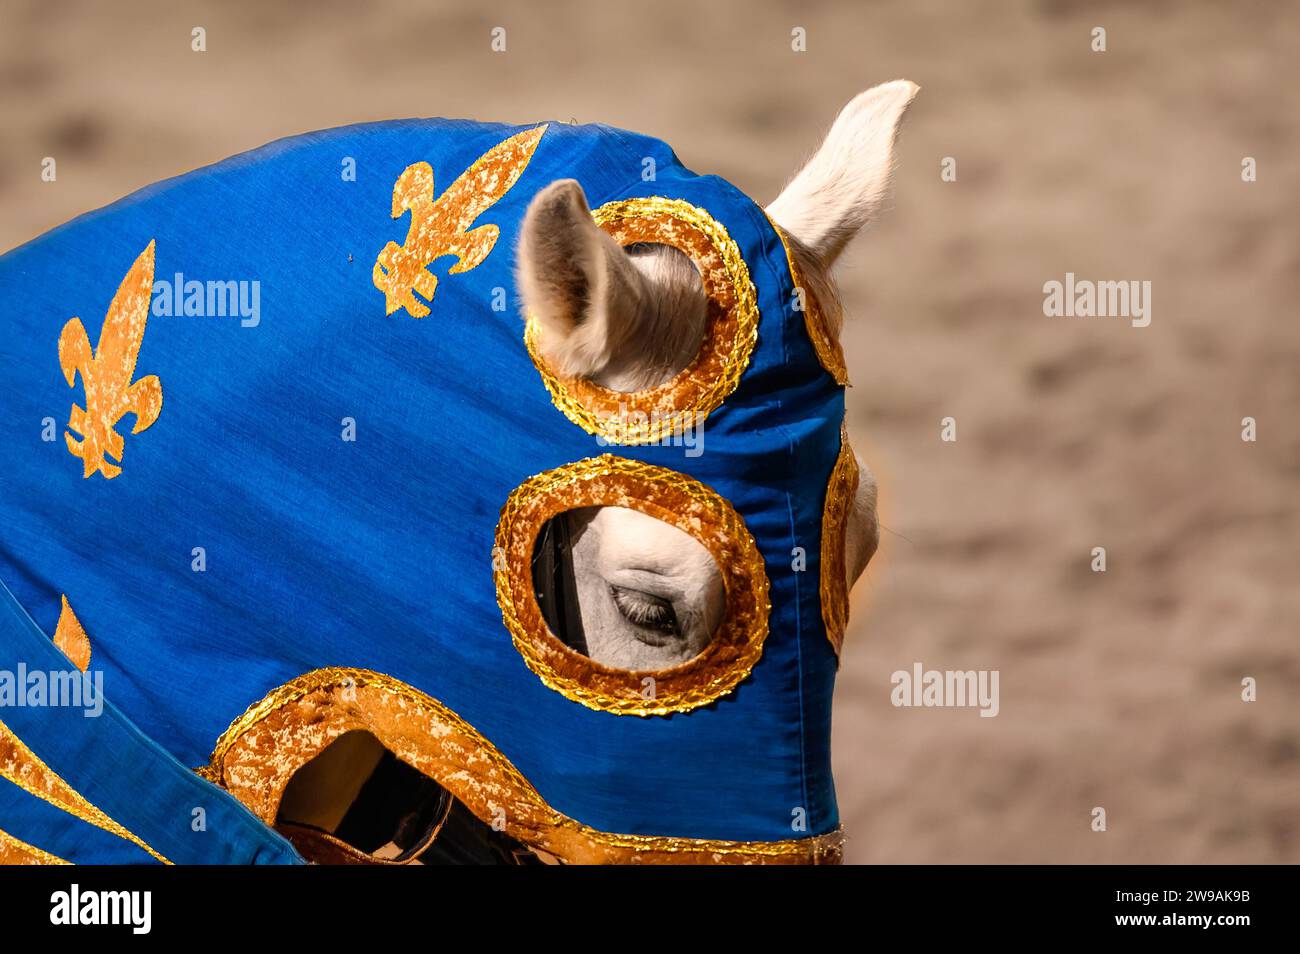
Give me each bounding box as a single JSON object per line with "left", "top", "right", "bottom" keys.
{"left": 519, "top": 81, "right": 918, "bottom": 669}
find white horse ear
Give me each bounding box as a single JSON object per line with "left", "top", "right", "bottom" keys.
{"left": 517, "top": 179, "right": 647, "bottom": 379}
{"left": 767, "top": 80, "right": 919, "bottom": 266}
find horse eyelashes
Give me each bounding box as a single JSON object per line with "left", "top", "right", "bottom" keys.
{"left": 608, "top": 584, "right": 680, "bottom": 636}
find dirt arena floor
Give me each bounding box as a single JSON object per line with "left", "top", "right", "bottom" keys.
{"left": 2, "top": 0, "right": 1296, "bottom": 862}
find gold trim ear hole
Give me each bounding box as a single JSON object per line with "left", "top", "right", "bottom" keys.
{"left": 525, "top": 197, "right": 759, "bottom": 443}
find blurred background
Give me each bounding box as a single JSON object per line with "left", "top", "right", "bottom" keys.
{"left": 3, "top": 0, "right": 1296, "bottom": 862}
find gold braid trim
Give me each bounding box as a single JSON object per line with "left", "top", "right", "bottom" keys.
{"left": 495, "top": 454, "right": 770, "bottom": 715}
{"left": 769, "top": 219, "right": 849, "bottom": 386}
{"left": 525, "top": 197, "right": 759, "bottom": 443}
{"left": 206, "top": 668, "right": 842, "bottom": 865}
{"left": 0, "top": 825, "right": 71, "bottom": 865}
{"left": 0, "top": 718, "right": 170, "bottom": 864}
{"left": 820, "top": 424, "right": 859, "bottom": 656}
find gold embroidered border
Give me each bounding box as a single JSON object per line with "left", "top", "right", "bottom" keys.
{"left": 206, "top": 668, "right": 842, "bottom": 865}
{"left": 0, "top": 826, "right": 70, "bottom": 865}
{"left": 495, "top": 454, "right": 770, "bottom": 715}
{"left": 0, "top": 718, "right": 170, "bottom": 864}
{"left": 525, "top": 197, "right": 759, "bottom": 443}
{"left": 820, "top": 424, "right": 859, "bottom": 656}
{"left": 769, "top": 220, "right": 849, "bottom": 386}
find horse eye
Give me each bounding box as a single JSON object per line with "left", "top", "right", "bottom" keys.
{"left": 608, "top": 584, "right": 681, "bottom": 637}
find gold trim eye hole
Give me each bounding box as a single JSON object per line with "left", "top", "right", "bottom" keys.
{"left": 494, "top": 455, "right": 771, "bottom": 715}
{"left": 524, "top": 197, "right": 760, "bottom": 444}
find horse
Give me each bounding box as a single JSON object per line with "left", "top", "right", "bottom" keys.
{"left": 0, "top": 81, "right": 916, "bottom": 865}
{"left": 288, "top": 80, "right": 918, "bottom": 859}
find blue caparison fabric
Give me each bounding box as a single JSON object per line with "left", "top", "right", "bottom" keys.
{"left": 0, "top": 775, "right": 159, "bottom": 865}
{"left": 0, "top": 579, "right": 302, "bottom": 864}
{"left": 0, "top": 118, "right": 844, "bottom": 855}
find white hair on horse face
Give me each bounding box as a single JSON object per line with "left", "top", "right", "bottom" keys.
{"left": 560, "top": 506, "right": 724, "bottom": 670}
{"left": 519, "top": 81, "right": 916, "bottom": 670}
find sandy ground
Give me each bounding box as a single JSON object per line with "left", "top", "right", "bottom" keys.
{"left": 2, "top": 0, "right": 1297, "bottom": 863}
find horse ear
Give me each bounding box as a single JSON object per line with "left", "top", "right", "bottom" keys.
{"left": 767, "top": 80, "right": 919, "bottom": 267}
{"left": 517, "top": 179, "right": 648, "bottom": 379}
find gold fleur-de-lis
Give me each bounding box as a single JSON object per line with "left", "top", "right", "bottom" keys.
{"left": 373, "top": 125, "right": 547, "bottom": 318}
{"left": 58, "top": 241, "right": 163, "bottom": 479}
